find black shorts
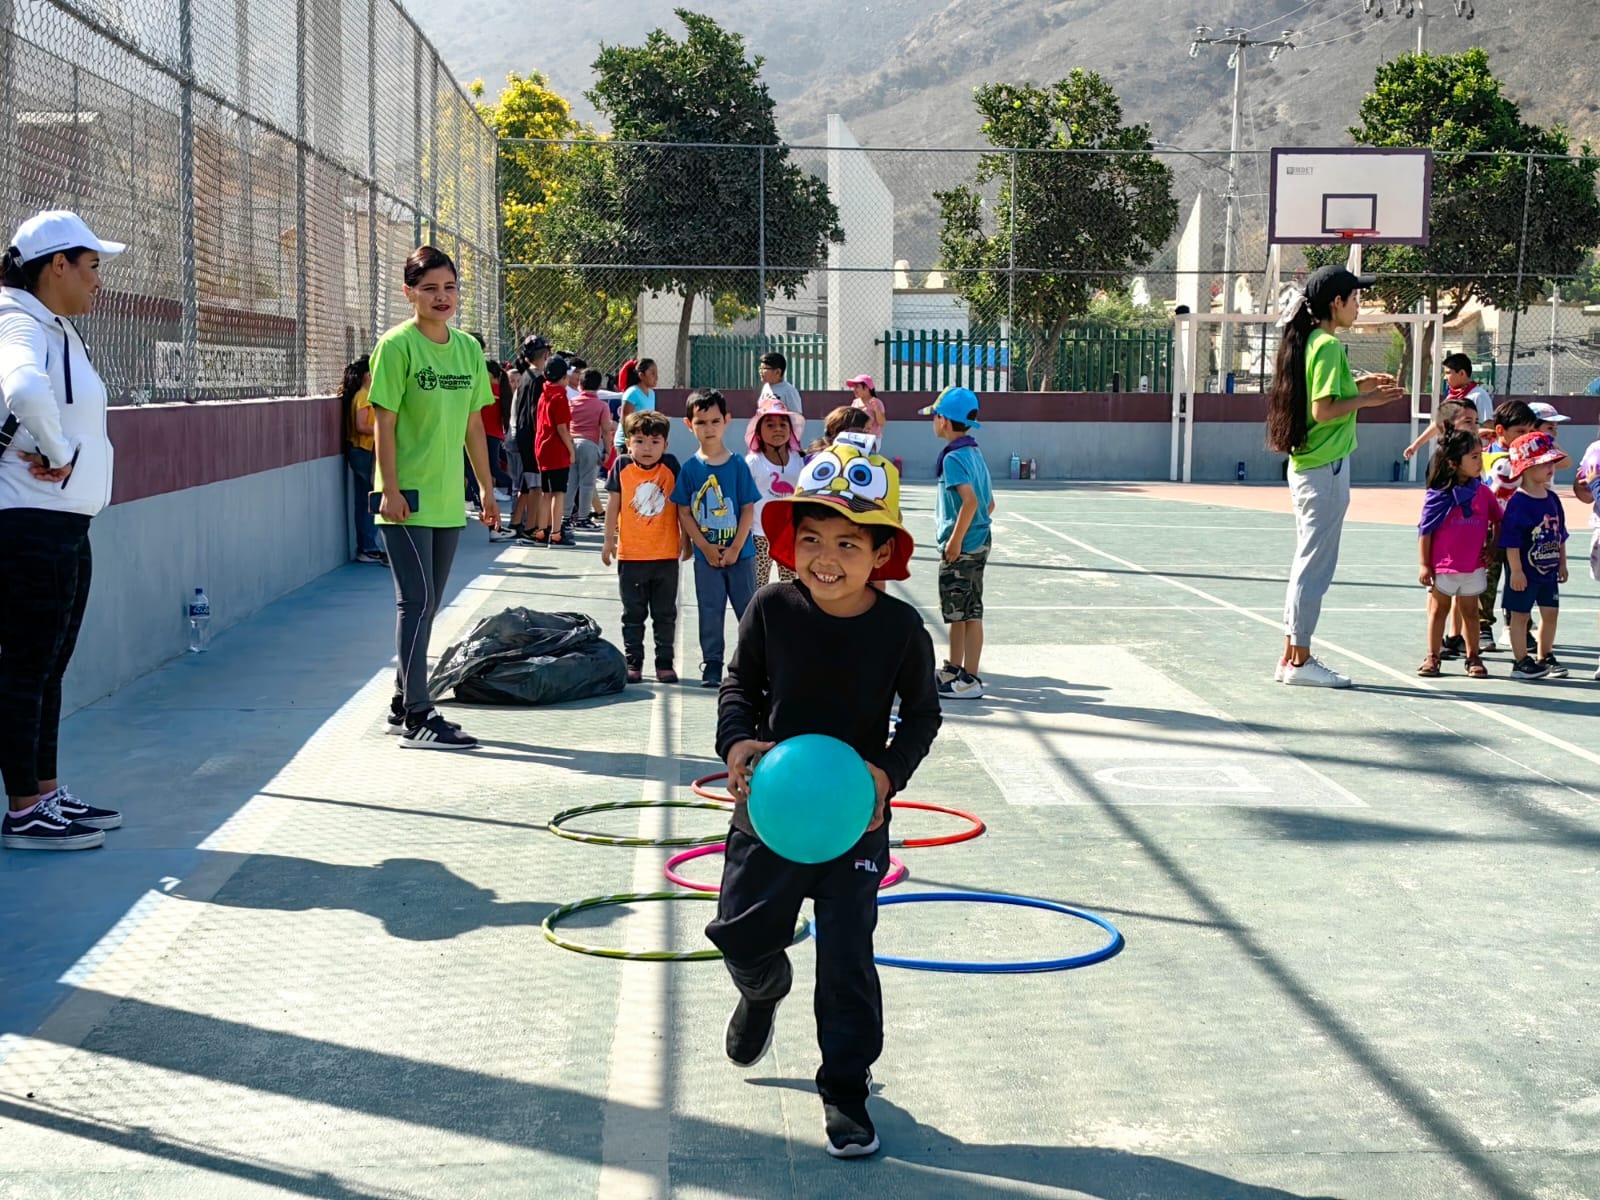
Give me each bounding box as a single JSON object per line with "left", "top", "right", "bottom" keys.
{"left": 539, "top": 466, "right": 571, "bottom": 493}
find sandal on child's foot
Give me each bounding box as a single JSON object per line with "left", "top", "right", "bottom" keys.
{"left": 1416, "top": 654, "right": 1442, "bottom": 677}
{"left": 1464, "top": 656, "right": 1489, "bottom": 678}
{"left": 530, "top": 528, "right": 549, "bottom": 545}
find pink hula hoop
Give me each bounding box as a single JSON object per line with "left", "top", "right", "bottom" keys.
{"left": 664, "top": 842, "right": 907, "bottom": 893}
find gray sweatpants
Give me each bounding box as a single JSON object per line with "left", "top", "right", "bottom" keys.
{"left": 565, "top": 437, "right": 602, "bottom": 524}
{"left": 1283, "top": 456, "right": 1350, "bottom": 646}
{"left": 379, "top": 524, "right": 462, "bottom": 715}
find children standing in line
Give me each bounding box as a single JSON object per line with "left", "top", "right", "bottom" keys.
{"left": 710, "top": 449, "right": 938, "bottom": 1160}
{"left": 758, "top": 351, "right": 806, "bottom": 417}
{"left": 745, "top": 392, "right": 805, "bottom": 587}
{"left": 1480, "top": 400, "right": 1538, "bottom": 652}
{"left": 921, "top": 387, "right": 994, "bottom": 700}
{"left": 1498, "top": 431, "right": 1570, "bottom": 681}
{"left": 533, "top": 356, "right": 576, "bottom": 546}
{"left": 1576, "top": 428, "right": 1600, "bottom": 680}
{"left": 602, "top": 410, "right": 683, "bottom": 684}
{"left": 1416, "top": 430, "right": 1500, "bottom": 678}
{"left": 672, "top": 389, "right": 762, "bottom": 688}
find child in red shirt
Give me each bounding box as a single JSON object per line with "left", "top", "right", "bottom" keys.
{"left": 534, "top": 356, "right": 576, "bottom": 546}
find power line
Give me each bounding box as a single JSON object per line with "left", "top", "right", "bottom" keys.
{"left": 1242, "top": 0, "right": 1323, "bottom": 35}
{"left": 1300, "top": 23, "right": 1376, "bottom": 48}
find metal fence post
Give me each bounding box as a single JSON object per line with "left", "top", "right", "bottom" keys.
{"left": 411, "top": 31, "right": 422, "bottom": 247}
{"left": 428, "top": 55, "right": 440, "bottom": 245}
{"left": 366, "top": 0, "right": 378, "bottom": 344}
{"left": 0, "top": 0, "right": 15, "bottom": 227}
{"left": 757, "top": 144, "right": 767, "bottom": 353}
{"left": 294, "top": 0, "right": 308, "bottom": 394}
{"left": 177, "top": 0, "right": 198, "bottom": 398}
{"left": 1504, "top": 150, "right": 1535, "bottom": 394}
{"left": 1007, "top": 149, "right": 1017, "bottom": 372}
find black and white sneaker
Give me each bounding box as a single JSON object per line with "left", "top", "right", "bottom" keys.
{"left": 399, "top": 710, "right": 479, "bottom": 750}
{"left": 1511, "top": 656, "right": 1551, "bottom": 681}
{"left": 2, "top": 795, "right": 105, "bottom": 850}
{"left": 1439, "top": 634, "right": 1467, "bottom": 661}
{"left": 52, "top": 787, "right": 122, "bottom": 830}
{"left": 700, "top": 663, "right": 723, "bottom": 689}
{"left": 724, "top": 995, "right": 779, "bottom": 1067}
{"left": 385, "top": 709, "right": 464, "bottom": 736}
{"left": 1539, "top": 654, "right": 1569, "bottom": 679}
{"left": 823, "top": 1099, "right": 880, "bottom": 1158}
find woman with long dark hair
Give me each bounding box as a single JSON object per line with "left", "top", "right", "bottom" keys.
{"left": 1266, "top": 264, "right": 1404, "bottom": 687}
{"left": 0, "top": 210, "right": 127, "bottom": 849}
{"left": 340, "top": 355, "right": 385, "bottom": 564}
{"left": 371, "top": 245, "right": 498, "bottom": 748}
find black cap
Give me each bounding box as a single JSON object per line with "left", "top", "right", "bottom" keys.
{"left": 1303, "top": 263, "right": 1376, "bottom": 307}
{"left": 543, "top": 356, "right": 569, "bottom": 384}
{"left": 522, "top": 334, "right": 550, "bottom": 357}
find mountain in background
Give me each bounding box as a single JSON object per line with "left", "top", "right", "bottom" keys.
{"left": 412, "top": 0, "right": 1599, "bottom": 153}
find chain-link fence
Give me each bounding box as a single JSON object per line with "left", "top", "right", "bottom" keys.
{"left": 0, "top": 0, "right": 498, "bottom": 404}
{"left": 500, "top": 137, "right": 1600, "bottom": 398}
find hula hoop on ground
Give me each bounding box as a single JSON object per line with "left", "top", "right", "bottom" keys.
{"left": 663, "top": 842, "right": 908, "bottom": 893}
{"left": 542, "top": 890, "right": 809, "bottom": 961}
{"left": 810, "top": 891, "right": 1123, "bottom": 974}
{"left": 887, "top": 800, "right": 986, "bottom": 849}
{"left": 547, "top": 799, "right": 730, "bottom": 847}
{"left": 690, "top": 772, "right": 736, "bottom": 804}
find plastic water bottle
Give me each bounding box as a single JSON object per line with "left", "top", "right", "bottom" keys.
{"left": 1237, "top": 461, "right": 1247, "bottom": 482}
{"left": 1009, "top": 452, "right": 1021, "bottom": 480}
{"left": 187, "top": 588, "right": 211, "bottom": 653}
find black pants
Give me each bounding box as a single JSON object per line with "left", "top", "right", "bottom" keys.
{"left": 379, "top": 524, "right": 461, "bottom": 715}
{"left": 706, "top": 825, "right": 888, "bottom": 1106}
{"left": 618, "top": 559, "right": 678, "bottom": 668}
{"left": 0, "top": 509, "right": 92, "bottom": 797}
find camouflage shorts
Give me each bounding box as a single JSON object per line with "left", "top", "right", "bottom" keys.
{"left": 938, "top": 540, "right": 990, "bottom": 623}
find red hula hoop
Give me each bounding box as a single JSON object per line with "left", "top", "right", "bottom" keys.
{"left": 888, "top": 800, "right": 986, "bottom": 849}
{"left": 664, "top": 842, "right": 907, "bottom": 893}
{"left": 691, "top": 772, "right": 736, "bottom": 804}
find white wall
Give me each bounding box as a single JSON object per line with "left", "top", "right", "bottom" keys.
{"left": 826, "top": 115, "right": 894, "bottom": 389}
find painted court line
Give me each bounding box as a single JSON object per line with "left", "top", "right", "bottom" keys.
{"left": 1012, "top": 514, "right": 1600, "bottom": 772}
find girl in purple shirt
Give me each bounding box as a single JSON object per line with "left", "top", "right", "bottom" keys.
{"left": 1417, "top": 430, "right": 1501, "bottom": 678}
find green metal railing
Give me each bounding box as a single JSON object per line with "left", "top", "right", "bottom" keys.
{"left": 880, "top": 326, "right": 1173, "bottom": 393}
{"left": 686, "top": 333, "right": 828, "bottom": 391}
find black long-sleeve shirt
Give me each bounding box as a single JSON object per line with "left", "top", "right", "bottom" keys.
{"left": 715, "top": 582, "right": 942, "bottom": 836}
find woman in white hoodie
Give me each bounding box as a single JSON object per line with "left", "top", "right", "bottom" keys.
{"left": 0, "top": 210, "right": 125, "bottom": 850}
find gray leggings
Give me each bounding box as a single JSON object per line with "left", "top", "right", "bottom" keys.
{"left": 565, "top": 437, "right": 602, "bottom": 523}
{"left": 379, "top": 524, "right": 461, "bottom": 714}
{"left": 1283, "top": 456, "right": 1350, "bottom": 645}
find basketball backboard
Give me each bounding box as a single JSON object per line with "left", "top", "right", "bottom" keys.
{"left": 1268, "top": 148, "right": 1432, "bottom": 245}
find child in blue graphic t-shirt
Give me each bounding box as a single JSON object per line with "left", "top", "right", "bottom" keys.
{"left": 1497, "top": 431, "right": 1569, "bottom": 681}
{"left": 672, "top": 389, "right": 761, "bottom": 689}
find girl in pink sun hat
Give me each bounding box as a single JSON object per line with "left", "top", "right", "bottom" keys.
{"left": 745, "top": 392, "right": 806, "bottom": 586}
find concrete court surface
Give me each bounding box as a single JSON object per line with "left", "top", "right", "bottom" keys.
{"left": 0, "top": 481, "right": 1597, "bottom": 1200}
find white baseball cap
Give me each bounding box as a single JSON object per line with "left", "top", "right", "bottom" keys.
{"left": 8, "top": 210, "right": 126, "bottom": 265}
{"left": 1527, "top": 401, "right": 1570, "bottom": 424}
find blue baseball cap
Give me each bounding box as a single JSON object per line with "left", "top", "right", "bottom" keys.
{"left": 918, "top": 386, "right": 982, "bottom": 429}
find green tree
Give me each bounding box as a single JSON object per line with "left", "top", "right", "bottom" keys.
{"left": 1306, "top": 49, "right": 1600, "bottom": 384}
{"left": 473, "top": 72, "right": 635, "bottom": 363}
{"left": 550, "top": 10, "right": 842, "bottom": 382}
{"left": 935, "top": 72, "right": 1177, "bottom": 390}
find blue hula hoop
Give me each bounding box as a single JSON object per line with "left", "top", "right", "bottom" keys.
{"left": 810, "top": 891, "right": 1124, "bottom": 974}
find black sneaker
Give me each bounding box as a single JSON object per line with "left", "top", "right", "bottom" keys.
{"left": 2, "top": 796, "right": 105, "bottom": 850}
{"left": 386, "top": 709, "right": 463, "bottom": 737}
{"left": 1478, "top": 626, "right": 1498, "bottom": 653}
{"left": 1511, "top": 656, "right": 1551, "bottom": 681}
{"left": 1439, "top": 634, "right": 1467, "bottom": 660}
{"left": 701, "top": 663, "right": 722, "bottom": 689}
{"left": 823, "top": 1099, "right": 880, "bottom": 1158}
{"left": 724, "top": 995, "right": 779, "bottom": 1067}
{"left": 399, "top": 710, "right": 479, "bottom": 750}
{"left": 1539, "top": 654, "right": 1569, "bottom": 679}
{"left": 52, "top": 787, "right": 122, "bottom": 830}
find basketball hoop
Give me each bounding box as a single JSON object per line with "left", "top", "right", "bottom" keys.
{"left": 1333, "top": 228, "right": 1380, "bottom": 240}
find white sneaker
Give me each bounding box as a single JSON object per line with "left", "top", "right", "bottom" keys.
{"left": 493, "top": 487, "right": 511, "bottom": 503}
{"left": 1281, "top": 656, "right": 1351, "bottom": 688}
{"left": 948, "top": 671, "right": 985, "bottom": 699}
{"left": 1273, "top": 657, "right": 1288, "bottom": 683}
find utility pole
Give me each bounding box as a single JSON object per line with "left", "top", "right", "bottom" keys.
{"left": 1364, "top": 1, "right": 1477, "bottom": 54}
{"left": 1189, "top": 25, "right": 1294, "bottom": 386}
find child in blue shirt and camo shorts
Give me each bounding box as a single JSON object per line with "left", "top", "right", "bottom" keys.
{"left": 922, "top": 387, "right": 995, "bottom": 700}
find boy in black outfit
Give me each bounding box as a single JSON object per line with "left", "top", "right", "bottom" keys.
{"left": 709, "top": 444, "right": 941, "bottom": 1159}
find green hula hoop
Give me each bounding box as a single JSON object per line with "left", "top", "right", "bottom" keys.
{"left": 541, "top": 890, "right": 810, "bottom": 961}
{"left": 547, "top": 799, "right": 731, "bottom": 847}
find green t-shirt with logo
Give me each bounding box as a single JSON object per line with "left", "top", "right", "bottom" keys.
{"left": 1290, "top": 328, "right": 1360, "bottom": 472}
{"left": 369, "top": 321, "right": 493, "bottom": 527}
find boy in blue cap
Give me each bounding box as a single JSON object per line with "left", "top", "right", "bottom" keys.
{"left": 919, "top": 387, "right": 995, "bottom": 699}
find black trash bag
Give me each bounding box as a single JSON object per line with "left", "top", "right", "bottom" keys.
{"left": 427, "top": 608, "right": 627, "bottom": 705}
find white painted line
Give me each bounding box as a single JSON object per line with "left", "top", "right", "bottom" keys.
{"left": 1012, "top": 514, "right": 1600, "bottom": 772}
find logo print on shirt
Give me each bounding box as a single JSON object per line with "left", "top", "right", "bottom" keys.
{"left": 631, "top": 479, "right": 667, "bottom": 519}
{"left": 415, "top": 366, "right": 438, "bottom": 391}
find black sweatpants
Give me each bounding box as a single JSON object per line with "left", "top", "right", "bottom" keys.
{"left": 618, "top": 558, "right": 678, "bottom": 668}
{"left": 379, "top": 523, "right": 461, "bottom": 716}
{"left": 0, "top": 509, "right": 92, "bottom": 797}
{"left": 706, "top": 824, "right": 889, "bottom": 1106}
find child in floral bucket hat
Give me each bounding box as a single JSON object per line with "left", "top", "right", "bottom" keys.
{"left": 745, "top": 392, "right": 806, "bottom": 586}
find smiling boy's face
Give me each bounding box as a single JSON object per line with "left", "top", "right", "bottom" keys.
{"left": 792, "top": 509, "right": 892, "bottom": 601}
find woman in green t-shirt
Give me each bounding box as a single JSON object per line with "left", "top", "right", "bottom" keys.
{"left": 371, "top": 245, "right": 498, "bottom": 749}
{"left": 1265, "top": 264, "right": 1404, "bottom": 688}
